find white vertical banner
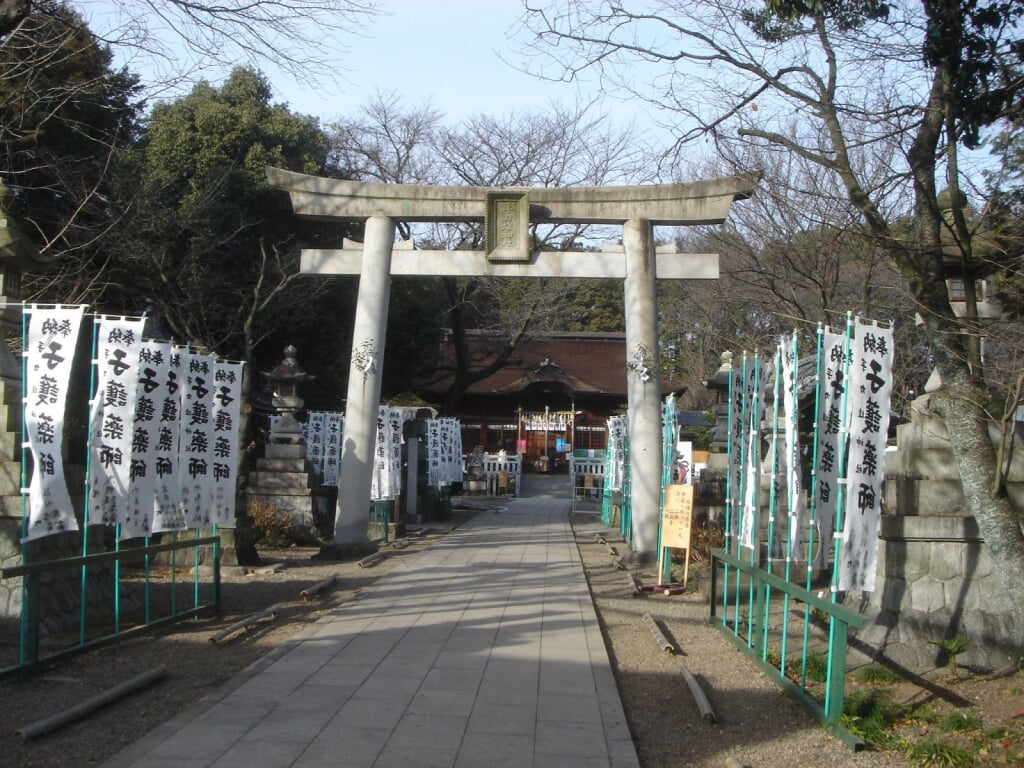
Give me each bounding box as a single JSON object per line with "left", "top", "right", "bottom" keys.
{"left": 123, "top": 340, "right": 169, "bottom": 539}
{"left": 306, "top": 411, "right": 326, "bottom": 481}
{"left": 323, "top": 412, "right": 343, "bottom": 487}
{"left": 180, "top": 351, "right": 216, "bottom": 528}
{"left": 839, "top": 321, "right": 893, "bottom": 592}
{"left": 739, "top": 355, "right": 764, "bottom": 551}
{"left": 370, "top": 405, "right": 390, "bottom": 501}
{"left": 781, "top": 333, "right": 806, "bottom": 562}
{"left": 23, "top": 305, "right": 86, "bottom": 541}
{"left": 447, "top": 417, "right": 463, "bottom": 483}
{"left": 607, "top": 415, "right": 627, "bottom": 491}
{"left": 426, "top": 419, "right": 441, "bottom": 486}
{"left": 151, "top": 347, "right": 186, "bottom": 532}
{"left": 726, "top": 364, "right": 745, "bottom": 550}
{"left": 210, "top": 360, "right": 244, "bottom": 526}
{"left": 387, "top": 407, "right": 404, "bottom": 498}
{"left": 88, "top": 316, "right": 146, "bottom": 529}
{"left": 814, "top": 328, "right": 848, "bottom": 570}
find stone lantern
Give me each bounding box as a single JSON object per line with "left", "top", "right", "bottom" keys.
{"left": 247, "top": 346, "right": 321, "bottom": 536}
{"left": 264, "top": 344, "right": 315, "bottom": 445}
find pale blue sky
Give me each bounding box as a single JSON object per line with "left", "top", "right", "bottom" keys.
{"left": 280, "top": 0, "right": 584, "bottom": 123}
{"left": 82, "top": 0, "right": 606, "bottom": 125}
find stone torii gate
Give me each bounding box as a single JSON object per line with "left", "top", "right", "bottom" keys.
{"left": 266, "top": 167, "right": 759, "bottom": 558}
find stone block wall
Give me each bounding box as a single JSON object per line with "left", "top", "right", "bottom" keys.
{"left": 852, "top": 402, "right": 1024, "bottom": 671}
{"left": 853, "top": 515, "right": 1020, "bottom": 670}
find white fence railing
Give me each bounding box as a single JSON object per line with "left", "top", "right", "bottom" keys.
{"left": 482, "top": 454, "right": 522, "bottom": 497}
{"left": 570, "top": 458, "right": 606, "bottom": 501}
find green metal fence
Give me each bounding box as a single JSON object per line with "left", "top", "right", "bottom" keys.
{"left": 1, "top": 533, "right": 221, "bottom": 680}
{"left": 706, "top": 319, "right": 882, "bottom": 749}
{"left": 709, "top": 546, "right": 864, "bottom": 747}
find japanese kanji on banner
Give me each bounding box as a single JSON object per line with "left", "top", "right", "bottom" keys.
{"left": 305, "top": 411, "right": 344, "bottom": 487}
{"left": 425, "top": 417, "right": 462, "bottom": 486}
{"left": 210, "top": 360, "right": 243, "bottom": 526}
{"left": 814, "top": 328, "right": 849, "bottom": 571}
{"left": 322, "top": 412, "right": 343, "bottom": 486}
{"left": 23, "top": 305, "right": 85, "bottom": 541}
{"left": 88, "top": 316, "right": 146, "bottom": 530}
{"left": 150, "top": 346, "right": 187, "bottom": 532}
{"left": 606, "top": 416, "right": 627, "bottom": 491}
{"left": 739, "top": 355, "right": 765, "bottom": 551}
{"left": 180, "top": 351, "right": 216, "bottom": 528}
{"left": 306, "top": 411, "right": 326, "bottom": 479}
{"left": 780, "top": 333, "right": 806, "bottom": 562}
{"left": 124, "top": 339, "right": 169, "bottom": 538}
{"left": 839, "top": 320, "right": 893, "bottom": 592}
{"left": 726, "top": 363, "right": 744, "bottom": 548}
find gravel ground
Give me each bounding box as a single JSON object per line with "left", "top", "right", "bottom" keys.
{"left": 0, "top": 503, "right": 1020, "bottom": 767}
{"left": 570, "top": 512, "right": 909, "bottom": 768}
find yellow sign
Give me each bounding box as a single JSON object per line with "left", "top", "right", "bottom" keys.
{"left": 661, "top": 484, "right": 694, "bottom": 549}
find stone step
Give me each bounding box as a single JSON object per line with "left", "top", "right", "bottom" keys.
{"left": 249, "top": 472, "right": 313, "bottom": 490}
{"left": 264, "top": 443, "right": 306, "bottom": 460}
{"left": 256, "top": 457, "right": 309, "bottom": 473}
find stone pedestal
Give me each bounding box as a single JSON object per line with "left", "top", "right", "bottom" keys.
{"left": 246, "top": 442, "right": 317, "bottom": 532}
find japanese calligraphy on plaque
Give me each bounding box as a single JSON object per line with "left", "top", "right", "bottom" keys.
{"left": 485, "top": 191, "right": 530, "bottom": 262}
{"left": 661, "top": 484, "right": 695, "bottom": 550}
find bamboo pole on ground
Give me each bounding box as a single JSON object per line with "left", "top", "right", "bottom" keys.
{"left": 300, "top": 574, "right": 338, "bottom": 600}
{"left": 16, "top": 665, "right": 169, "bottom": 741}
{"left": 209, "top": 605, "right": 280, "bottom": 644}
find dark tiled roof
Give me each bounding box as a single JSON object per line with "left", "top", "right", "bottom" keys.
{"left": 415, "top": 331, "right": 684, "bottom": 397}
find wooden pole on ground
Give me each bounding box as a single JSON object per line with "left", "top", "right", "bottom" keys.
{"left": 16, "top": 665, "right": 169, "bottom": 741}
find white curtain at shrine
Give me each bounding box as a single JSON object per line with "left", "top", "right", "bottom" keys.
{"left": 210, "top": 360, "right": 244, "bottom": 526}
{"left": 23, "top": 305, "right": 85, "bottom": 541}
{"left": 838, "top": 320, "right": 893, "bottom": 592}
{"left": 88, "top": 316, "right": 146, "bottom": 529}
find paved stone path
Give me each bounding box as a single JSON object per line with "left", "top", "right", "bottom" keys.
{"left": 104, "top": 497, "right": 639, "bottom": 768}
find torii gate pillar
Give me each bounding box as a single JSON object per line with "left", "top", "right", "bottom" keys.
{"left": 335, "top": 215, "right": 395, "bottom": 543}
{"left": 266, "top": 167, "right": 759, "bottom": 559}
{"left": 623, "top": 219, "right": 661, "bottom": 556}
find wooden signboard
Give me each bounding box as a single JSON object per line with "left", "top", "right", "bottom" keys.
{"left": 659, "top": 484, "right": 695, "bottom": 586}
